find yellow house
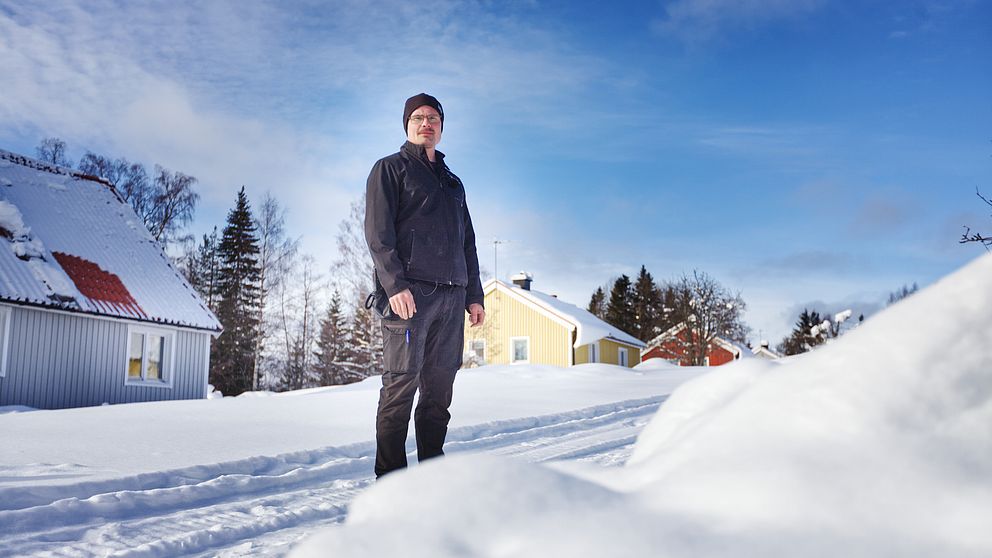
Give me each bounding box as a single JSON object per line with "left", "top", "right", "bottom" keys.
{"left": 463, "top": 274, "right": 645, "bottom": 368}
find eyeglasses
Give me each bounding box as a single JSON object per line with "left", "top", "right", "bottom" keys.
{"left": 409, "top": 114, "right": 441, "bottom": 125}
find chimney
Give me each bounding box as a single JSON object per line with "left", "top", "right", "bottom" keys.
{"left": 510, "top": 271, "right": 533, "bottom": 290}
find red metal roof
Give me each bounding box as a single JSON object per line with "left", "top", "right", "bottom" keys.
{"left": 52, "top": 252, "right": 148, "bottom": 319}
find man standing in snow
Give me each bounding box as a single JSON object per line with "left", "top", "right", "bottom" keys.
{"left": 365, "top": 93, "right": 486, "bottom": 478}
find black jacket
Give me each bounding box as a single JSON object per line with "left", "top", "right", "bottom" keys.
{"left": 365, "top": 141, "right": 484, "bottom": 309}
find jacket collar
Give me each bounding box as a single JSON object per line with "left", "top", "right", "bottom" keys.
{"left": 401, "top": 141, "right": 445, "bottom": 165}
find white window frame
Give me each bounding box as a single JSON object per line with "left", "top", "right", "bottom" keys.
{"left": 510, "top": 336, "right": 530, "bottom": 364}
{"left": 0, "top": 305, "right": 10, "bottom": 378}
{"left": 469, "top": 338, "right": 486, "bottom": 365}
{"left": 618, "top": 347, "right": 628, "bottom": 368}
{"left": 588, "top": 342, "right": 598, "bottom": 363}
{"left": 124, "top": 324, "right": 176, "bottom": 388}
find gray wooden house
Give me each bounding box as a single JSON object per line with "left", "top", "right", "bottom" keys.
{"left": 0, "top": 149, "right": 221, "bottom": 409}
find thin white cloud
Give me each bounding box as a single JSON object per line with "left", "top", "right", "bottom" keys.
{"left": 0, "top": 0, "right": 618, "bottom": 275}
{"left": 696, "top": 125, "right": 828, "bottom": 159}
{"left": 848, "top": 194, "right": 921, "bottom": 235}
{"left": 653, "top": 0, "right": 826, "bottom": 43}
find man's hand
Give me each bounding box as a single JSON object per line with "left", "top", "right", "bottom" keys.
{"left": 467, "top": 303, "right": 485, "bottom": 327}
{"left": 389, "top": 289, "right": 416, "bottom": 320}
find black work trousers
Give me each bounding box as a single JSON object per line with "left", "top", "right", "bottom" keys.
{"left": 374, "top": 282, "right": 466, "bottom": 478}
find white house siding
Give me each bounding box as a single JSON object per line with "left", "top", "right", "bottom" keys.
{"left": 0, "top": 305, "right": 210, "bottom": 409}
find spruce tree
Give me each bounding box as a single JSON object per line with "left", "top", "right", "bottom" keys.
{"left": 184, "top": 227, "right": 220, "bottom": 312}
{"left": 887, "top": 283, "right": 919, "bottom": 306}
{"left": 778, "top": 309, "right": 825, "bottom": 356}
{"left": 341, "top": 297, "right": 382, "bottom": 380}
{"left": 587, "top": 287, "right": 606, "bottom": 319}
{"left": 632, "top": 265, "right": 662, "bottom": 342}
{"left": 657, "top": 283, "right": 679, "bottom": 334}
{"left": 314, "top": 290, "right": 352, "bottom": 385}
{"left": 605, "top": 275, "right": 636, "bottom": 335}
{"left": 210, "top": 187, "right": 262, "bottom": 396}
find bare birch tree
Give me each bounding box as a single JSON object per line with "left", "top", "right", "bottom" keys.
{"left": 253, "top": 193, "right": 299, "bottom": 390}
{"left": 36, "top": 137, "right": 72, "bottom": 167}
{"left": 148, "top": 166, "right": 199, "bottom": 246}
{"left": 664, "top": 271, "right": 749, "bottom": 366}
{"left": 277, "top": 255, "right": 324, "bottom": 390}
{"left": 330, "top": 194, "right": 383, "bottom": 378}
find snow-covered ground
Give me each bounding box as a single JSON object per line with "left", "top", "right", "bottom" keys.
{"left": 294, "top": 253, "right": 992, "bottom": 557}
{"left": 0, "top": 356, "right": 701, "bottom": 556}
{"left": 3, "top": 254, "right": 991, "bottom": 557}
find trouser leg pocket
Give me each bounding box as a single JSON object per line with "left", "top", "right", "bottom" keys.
{"left": 382, "top": 323, "right": 417, "bottom": 372}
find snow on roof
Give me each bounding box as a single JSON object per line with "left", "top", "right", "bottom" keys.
{"left": 751, "top": 344, "right": 781, "bottom": 359}
{"left": 0, "top": 149, "right": 220, "bottom": 331}
{"left": 646, "top": 322, "right": 749, "bottom": 358}
{"left": 719, "top": 338, "right": 751, "bottom": 359}
{"left": 486, "top": 279, "right": 645, "bottom": 348}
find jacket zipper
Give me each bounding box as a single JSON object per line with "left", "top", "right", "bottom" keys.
{"left": 408, "top": 229, "right": 415, "bottom": 270}
{"left": 410, "top": 150, "right": 458, "bottom": 285}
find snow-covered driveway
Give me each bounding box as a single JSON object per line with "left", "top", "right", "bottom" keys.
{"left": 1, "top": 393, "right": 668, "bottom": 557}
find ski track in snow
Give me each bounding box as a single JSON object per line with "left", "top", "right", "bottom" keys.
{"left": 0, "top": 397, "right": 663, "bottom": 557}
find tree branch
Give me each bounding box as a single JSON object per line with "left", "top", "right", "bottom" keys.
{"left": 960, "top": 188, "right": 992, "bottom": 250}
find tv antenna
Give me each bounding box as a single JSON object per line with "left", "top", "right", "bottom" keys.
{"left": 492, "top": 238, "right": 511, "bottom": 283}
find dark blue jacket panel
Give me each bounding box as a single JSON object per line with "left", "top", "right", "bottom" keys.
{"left": 365, "top": 141, "right": 484, "bottom": 309}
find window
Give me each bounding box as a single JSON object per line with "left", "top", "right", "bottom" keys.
{"left": 0, "top": 306, "right": 10, "bottom": 378}
{"left": 588, "top": 342, "right": 598, "bottom": 363}
{"left": 126, "top": 326, "right": 174, "bottom": 387}
{"left": 510, "top": 337, "right": 530, "bottom": 364}
{"left": 471, "top": 339, "right": 486, "bottom": 363}
{"left": 618, "top": 347, "right": 628, "bottom": 367}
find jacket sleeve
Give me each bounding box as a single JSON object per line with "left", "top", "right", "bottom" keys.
{"left": 365, "top": 158, "right": 412, "bottom": 297}
{"left": 463, "top": 200, "right": 485, "bottom": 309}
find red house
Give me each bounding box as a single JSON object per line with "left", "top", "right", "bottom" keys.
{"left": 641, "top": 323, "right": 746, "bottom": 366}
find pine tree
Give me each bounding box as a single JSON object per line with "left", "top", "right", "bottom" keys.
{"left": 183, "top": 227, "right": 220, "bottom": 312}
{"left": 632, "top": 265, "right": 663, "bottom": 342}
{"left": 210, "top": 187, "right": 262, "bottom": 396}
{"left": 587, "top": 287, "right": 606, "bottom": 319}
{"left": 657, "top": 283, "right": 679, "bottom": 334}
{"left": 341, "top": 297, "right": 382, "bottom": 380}
{"left": 605, "top": 275, "right": 636, "bottom": 335}
{"left": 887, "top": 282, "right": 919, "bottom": 306}
{"left": 314, "top": 290, "right": 356, "bottom": 385}
{"left": 777, "top": 309, "right": 825, "bottom": 356}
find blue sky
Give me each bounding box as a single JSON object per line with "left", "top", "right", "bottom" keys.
{"left": 1, "top": 0, "right": 989, "bottom": 344}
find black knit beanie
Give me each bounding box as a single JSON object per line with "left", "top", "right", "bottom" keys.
{"left": 403, "top": 93, "right": 444, "bottom": 131}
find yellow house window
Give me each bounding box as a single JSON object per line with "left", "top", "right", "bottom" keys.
{"left": 470, "top": 339, "right": 486, "bottom": 365}
{"left": 618, "top": 347, "right": 628, "bottom": 367}
{"left": 589, "top": 343, "right": 598, "bottom": 363}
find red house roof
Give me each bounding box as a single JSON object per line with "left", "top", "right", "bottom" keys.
{"left": 52, "top": 252, "right": 148, "bottom": 319}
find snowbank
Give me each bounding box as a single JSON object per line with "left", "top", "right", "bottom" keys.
{"left": 0, "top": 363, "right": 700, "bottom": 500}
{"left": 292, "top": 254, "right": 992, "bottom": 558}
